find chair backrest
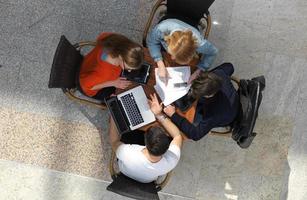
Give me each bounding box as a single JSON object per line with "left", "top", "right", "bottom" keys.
{"left": 48, "top": 35, "right": 83, "bottom": 89}
{"left": 167, "top": 0, "right": 215, "bottom": 21}
{"left": 107, "top": 173, "right": 160, "bottom": 200}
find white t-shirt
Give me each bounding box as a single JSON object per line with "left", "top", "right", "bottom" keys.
{"left": 116, "top": 144, "right": 181, "bottom": 183}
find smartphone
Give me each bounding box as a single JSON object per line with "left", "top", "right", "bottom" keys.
{"left": 173, "top": 82, "right": 188, "bottom": 88}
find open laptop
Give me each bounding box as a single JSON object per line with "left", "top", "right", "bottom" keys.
{"left": 105, "top": 86, "right": 156, "bottom": 134}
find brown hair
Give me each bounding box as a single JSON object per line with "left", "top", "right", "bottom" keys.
{"left": 98, "top": 33, "right": 144, "bottom": 70}
{"left": 164, "top": 30, "right": 198, "bottom": 64}
{"left": 191, "top": 71, "right": 223, "bottom": 98}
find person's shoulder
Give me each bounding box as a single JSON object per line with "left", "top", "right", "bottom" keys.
{"left": 160, "top": 144, "right": 181, "bottom": 169}
{"left": 116, "top": 144, "right": 145, "bottom": 159}
{"left": 156, "top": 19, "right": 183, "bottom": 30}
{"left": 165, "top": 144, "right": 181, "bottom": 159}
{"left": 117, "top": 144, "right": 144, "bottom": 151}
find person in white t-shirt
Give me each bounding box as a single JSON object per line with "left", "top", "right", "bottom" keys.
{"left": 108, "top": 93, "right": 183, "bottom": 183}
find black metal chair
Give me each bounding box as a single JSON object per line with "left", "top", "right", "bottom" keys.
{"left": 48, "top": 35, "right": 106, "bottom": 109}
{"left": 107, "top": 150, "right": 172, "bottom": 200}
{"left": 142, "top": 0, "right": 215, "bottom": 47}
{"left": 209, "top": 76, "right": 265, "bottom": 148}
{"left": 209, "top": 76, "right": 240, "bottom": 136}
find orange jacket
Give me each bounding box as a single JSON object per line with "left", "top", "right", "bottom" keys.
{"left": 79, "top": 32, "right": 121, "bottom": 97}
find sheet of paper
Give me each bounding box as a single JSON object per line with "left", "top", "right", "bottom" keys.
{"left": 154, "top": 66, "right": 191, "bottom": 105}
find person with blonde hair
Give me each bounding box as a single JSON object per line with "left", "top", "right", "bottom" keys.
{"left": 147, "top": 19, "right": 218, "bottom": 85}
{"left": 79, "top": 32, "right": 144, "bottom": 100}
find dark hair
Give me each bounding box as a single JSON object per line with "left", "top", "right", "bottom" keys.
{"left": 191, "top": 71, "right": 223, "bottom": 98}
{"left": 98, "top": 33, "right": 144, "bottom": 70}
{"left": 145, "top": 126, "right": 170, "bottom": 156}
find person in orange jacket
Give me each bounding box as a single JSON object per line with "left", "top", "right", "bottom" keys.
{"left": 79, "top": 32, "right": 144, "bottom": 100}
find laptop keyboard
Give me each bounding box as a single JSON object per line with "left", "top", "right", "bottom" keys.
{"left": 120, "top": 93, "right": 144, "bottom": 126}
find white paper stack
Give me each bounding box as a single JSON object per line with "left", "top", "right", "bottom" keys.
{"left": 154, "top": 66, "right": 191, "bottom": 105}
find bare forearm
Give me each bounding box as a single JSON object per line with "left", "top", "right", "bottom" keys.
{"left": 157, "top": 60, "right": 166, "bottom": 70}
{"left": 157, "top": 115, "right": 181, "bottom": 138}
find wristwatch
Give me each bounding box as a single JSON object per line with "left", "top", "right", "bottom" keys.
{"left": 155, "top": 113, "right": 167, "bottom": 121}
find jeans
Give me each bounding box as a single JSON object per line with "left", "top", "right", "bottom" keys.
{"left": 92, "top": 87, "right": 116, "bottom": 101}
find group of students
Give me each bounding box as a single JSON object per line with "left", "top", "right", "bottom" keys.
{"left": 79, "top": 18, "right": 239, "bottom": 183}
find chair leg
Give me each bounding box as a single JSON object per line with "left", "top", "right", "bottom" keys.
{"left": 204, "top": 14, "right": 212, "bottom": 39}
{"left": 156, "top": 171, "right": 172, "bottom": 191}
{"left": 210, "top": 130, "right": 232, "bottom": 137}
{"left": 63, "top": 89, "right": 107, "bottom": 110}
{"left": 74, "top": 41, "right": 97, "bottom": 49}
{"left": 109, "top": 150, "right": 117, "bottom": 179}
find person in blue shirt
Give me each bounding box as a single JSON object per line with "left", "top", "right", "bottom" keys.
{"left": 163, "top": 63, "right": 239, "bottom": 141}
{"left": 146, "top": 19, "right": 218, "bottom": 85}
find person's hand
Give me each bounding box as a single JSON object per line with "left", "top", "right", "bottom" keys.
{"left": 148, "top": 93, "right": 163, "bottom": 115}
{"left": 188, "top": 69, "right": 201, "bottom": 84}
{"left": 112, "top": 77, "right": 132, "bottom": 89}
{"left": 163, "top": 105, "right": 176, "bottom": 117}
{"left": 157, "top": 60, "right": 170, "bottom": 86}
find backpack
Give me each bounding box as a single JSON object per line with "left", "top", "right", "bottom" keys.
{"left": 232, "top": 76, "right": 265, "bottom": 148}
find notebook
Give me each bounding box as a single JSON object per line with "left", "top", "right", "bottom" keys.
{"left": 154, "top": 66, "right": 191, "bottom": 105}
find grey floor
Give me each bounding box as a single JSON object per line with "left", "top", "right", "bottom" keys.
{"left": 1, "top": 0, "right": 307, "bottom": 199}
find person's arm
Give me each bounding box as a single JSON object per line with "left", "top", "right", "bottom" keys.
{"left": 171, "top": 113, "right": 215, "bottom": 141}
{"left": 91, "top": 80, "right": 114, "bottom": 91}
{"left": 164, "top": 105, "right": 216, "bottom": 141}
{"left": 91, "top": 77, "right": 132, "bottom": 90}
{"left": 148, "top": 94, "right": 182, "bottom": 148}
{"left": 146, "top": 25, "right": 164, "bottom": 63}
{"left": 188, "top": 68, "right": 201, "bottom": 84}
{"left": 157, "top": 114, "right": 183, "bottom": 148}
{"left": 196, "top": 40, "right": 218, "bottom": 70}
{"left": 156, "top": 60, "right": 170, "bottom": 85}
{"left": 213, "top": 63, "right": 234, "bottom": 76}
{"left": 108, "top": 117, "right": 124, "bottom": 152}
{"left": 146, "top": 25, "right": 170, "bottom": 84}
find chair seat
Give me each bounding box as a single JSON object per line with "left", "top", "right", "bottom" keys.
{"left": 107, "top": 173, "right": 160, "bottom": 200}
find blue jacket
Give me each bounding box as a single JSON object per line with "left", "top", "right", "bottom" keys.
{"left": 146, "top": 19, "right": 218, "bottom": 70}
{"left": 170, "top": 63, "right": 239, "bottom": 141}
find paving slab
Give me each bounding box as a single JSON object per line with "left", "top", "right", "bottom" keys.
{"left": 196, "top": 115, "right": 293, "bottom": 199}
{"left": 259, "top": 53, "right": 305, "bottom": 118}
{"left": 0, "top": 159, "right": 193, "bottom": 200}
{"left": 162, "top": 139, "right": 207, "bottom": 198}
{"left": 0, "top": 107, "right": 111, "bottom": 181}
{"left": 267, "top": 0, "right": 307, "bottom": 58}
{"left": 232, "top": 0, "right": 274, "bottom": 26}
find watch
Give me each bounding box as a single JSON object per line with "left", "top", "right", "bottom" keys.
{"left": 155, "top": 113, "right": 167, "bottom": 121}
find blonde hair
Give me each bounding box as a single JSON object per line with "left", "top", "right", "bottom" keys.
{"left": 98, "top": 33, "right": 144, "bottom": 70}
{"left": 164, "top": 30, "right": 198, "bottom": 64}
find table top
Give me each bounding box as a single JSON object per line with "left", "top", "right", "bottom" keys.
{"left": 116, "top": 48, "right": 197, "bottom": 134}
